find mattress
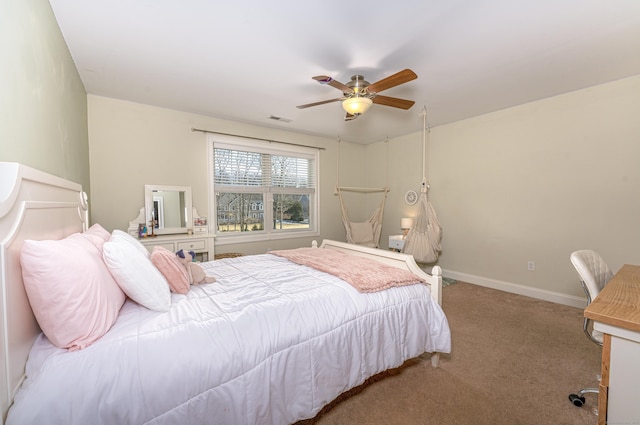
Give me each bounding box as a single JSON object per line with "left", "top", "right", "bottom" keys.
{"left": 7, "top": 253, "right": 451, "bottom": 425}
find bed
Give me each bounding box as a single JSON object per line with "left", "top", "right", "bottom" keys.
{"left": 0, "top": 162, "right": 451, "bottom": 425}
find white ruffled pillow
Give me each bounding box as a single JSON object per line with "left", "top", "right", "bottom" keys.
{"left": 103, "top": 234, "right": 171, "bottom": 312}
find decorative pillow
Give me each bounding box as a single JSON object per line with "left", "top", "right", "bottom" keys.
{"left": 103, "top": 236, "right": 171, "bottom": 311}
{"left": 82, "top": 223, "right": 111, "bottom": 252}
{"left": 111, "top": 229, "right": 150, "bottom": 258}
{"left": 151, "top": 246, "right": 190, "bottom": 294}
{"left": 20, "top": 234, "right": 126, "bottom": 351}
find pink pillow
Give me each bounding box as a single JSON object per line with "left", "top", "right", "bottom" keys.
{"left": 82, "top": 223, "right": 111, "bottom": 252}
{"left": 20, "top": 233, "right": 126, "bottom": 351}
{"left": 151, "top": 246, "right": 190, "bottom": 294}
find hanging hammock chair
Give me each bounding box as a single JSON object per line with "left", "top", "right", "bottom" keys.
{"left": 402, "top": 108, "right": 443, "bottom": 263}
{"left": 335, "top": 138, "right": 390, "bottom": 248}
{"left": 336, "top": 186, "right": 389, "bottom": 248}
{"left": 402, "top": 179, "right": 442, "bottom": 262}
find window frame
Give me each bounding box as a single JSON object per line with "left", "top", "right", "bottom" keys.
{"left": 207, "top": 134, "right": 320, "bottom": 245}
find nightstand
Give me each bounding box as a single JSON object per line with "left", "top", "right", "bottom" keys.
{"left": 389, "top": 235, "right": 405, "bottom": 252}
{"left": 138, "top": 233, "right": 215, "bottom": 262}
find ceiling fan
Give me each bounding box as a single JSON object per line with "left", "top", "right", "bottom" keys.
{"left": 297, "top": 69, "right": 417, "bottom": 121}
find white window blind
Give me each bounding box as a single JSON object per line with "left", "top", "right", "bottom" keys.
{"left": 214, "top": 149, "right": 316, "bottom": 190}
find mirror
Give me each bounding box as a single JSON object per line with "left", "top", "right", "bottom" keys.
{"left": 144, "top": 185, "right": 193, "bottom": 235}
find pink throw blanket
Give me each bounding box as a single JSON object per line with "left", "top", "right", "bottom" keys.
{"left": 269, "top": 247, "right": 425, "bottom": 293}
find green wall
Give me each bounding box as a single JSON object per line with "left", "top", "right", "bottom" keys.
{"left": 0, "top": 0, "right": 89, "bottom": 190}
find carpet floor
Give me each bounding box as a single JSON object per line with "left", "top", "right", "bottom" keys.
{"left": 300, "top": 282, "right": 602, "bottom": 425}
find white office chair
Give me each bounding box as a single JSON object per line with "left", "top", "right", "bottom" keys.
{"left": 568, "top": 249, "right": 614, "bottom": 409}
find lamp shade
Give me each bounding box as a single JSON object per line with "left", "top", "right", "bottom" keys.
{"left": 401, "top": 217, "right": 413, "bottom": 230}
{"left": 342, "top": 97, "right": 373, "bottom": 115}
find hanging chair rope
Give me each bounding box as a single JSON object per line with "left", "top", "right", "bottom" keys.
{"left": 335, "top": 138, "right": 389, "bottom": 193}
{"left": 421, "top": 106, "right": 430, "bottom": 193}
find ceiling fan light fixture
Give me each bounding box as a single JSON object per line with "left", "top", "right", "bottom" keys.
{"left": 342, "top": 97, "right": 373, "bottom": 115}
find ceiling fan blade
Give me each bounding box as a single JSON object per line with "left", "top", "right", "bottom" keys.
{"left": 372, "top": 95, "right": 415, "bottom": 110}
{"left": 313, "top": 76, "right": 353, "bottom": 93}
{"left": 296, "top": 98, "right": 343, "bottom": 109}
{"left": 366, "top": 69, "right": 417, "bottom": 94}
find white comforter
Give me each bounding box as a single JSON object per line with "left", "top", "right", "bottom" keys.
{"left": 7, "top": 254, "right": 451, "bottom": 425}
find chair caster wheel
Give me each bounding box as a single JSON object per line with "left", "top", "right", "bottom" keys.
{"left": 569, "top": 394, "right": 585, "bottom": 407}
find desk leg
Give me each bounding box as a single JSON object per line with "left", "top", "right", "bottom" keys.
{"left": 598, "top": 333, "right": 610, "bottom": 425}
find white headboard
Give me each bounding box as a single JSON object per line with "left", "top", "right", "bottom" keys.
{"left": 0, "top": 163, "right": 87, "bottom": 423}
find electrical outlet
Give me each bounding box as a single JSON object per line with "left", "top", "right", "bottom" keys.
{"left": 527, "top": 261, "right": 535, "bottom": 271}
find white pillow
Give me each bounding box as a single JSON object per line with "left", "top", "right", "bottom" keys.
{"left": 103, "top": 236, "right": 171, "bottom": 312}
{"left": 111, "top": 229, "right": 150, "bottom": 258}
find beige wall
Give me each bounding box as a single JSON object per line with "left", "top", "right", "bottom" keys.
{"left": 0, "top": 0, "right": 89, "bottom": 190}
{"left": 87, "top": 95, "right": 366, "bottom": 255}
{"left": 370, "top": 75, "right": 640, "bottom": 304}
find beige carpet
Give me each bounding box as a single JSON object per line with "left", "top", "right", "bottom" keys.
{"left": 299, "top": 282, "right": 602, "bottom": 425}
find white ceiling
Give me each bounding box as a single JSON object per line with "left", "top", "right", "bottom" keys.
{"left": 49, "top": 0, "right": 640, "bottom": 144}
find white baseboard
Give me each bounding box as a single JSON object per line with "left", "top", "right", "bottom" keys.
{"left": 443, "top": 269, "right": 587, "bottom": 309}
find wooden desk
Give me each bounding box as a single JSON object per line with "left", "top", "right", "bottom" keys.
{"left": 584, "top": 264, "right": 640, "bottom": 425}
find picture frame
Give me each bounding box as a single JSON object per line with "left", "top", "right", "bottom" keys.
{"left": 194, "top": 217, "right": 207, "bottom": 226}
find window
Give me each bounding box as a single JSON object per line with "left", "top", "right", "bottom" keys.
{"left": 208, "top": 135, "right": 319, "bottom": 243}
